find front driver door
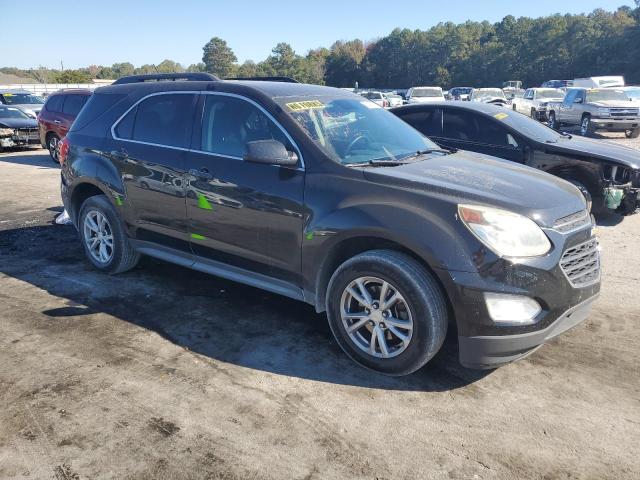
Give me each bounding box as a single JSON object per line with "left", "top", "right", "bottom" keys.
{"left": 434, "top": 108, "right": 526, "bottom": 163}
{"left": 185, "top": 93, "right": 305, "bottom": 286}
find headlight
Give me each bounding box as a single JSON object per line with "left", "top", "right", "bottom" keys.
{"left": 458, "top": 204, "right": 551, "bottom": 257}
{"left": 598, "top": 107, "right": 611, "bottom": 117}
{"left": 0, "top": 127, "right": 13, "bottom": 137}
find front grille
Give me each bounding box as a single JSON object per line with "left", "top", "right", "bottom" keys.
{"left": 609, "top": 108, "right": 639, "bottom": 117}
{"left": 553, "top": 210, "right": 591, "bottom": 233}
{"left": 560, "top": 238, "right": 600, "bottom": 288}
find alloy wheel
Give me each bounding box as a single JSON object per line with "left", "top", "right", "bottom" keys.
{"left": 48, "top": 136, "right": 59, "bottom": 161}
{"left": 340, "top": 276, "right": 414, "bottom": 359}
{"left": 83, "top": 210, "right": 114, "bottom": 264}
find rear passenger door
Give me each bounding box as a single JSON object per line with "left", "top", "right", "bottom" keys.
{"left": 107, "top": 92, "right": 198, "bottom": 252}
{"left": 438, "top": 108, "right": 525, "bottom": 163}
{"left": 185, "top": 93, "right": 305, "bottom": 286}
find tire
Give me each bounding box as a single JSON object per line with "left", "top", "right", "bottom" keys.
{"left": 530, "top": 108, "right": 537, "bottom": 119}
{"left": 580, "top": 115, "right": 594, "bottom": 137}
{"left": 625, "top": 128, "right": 640, "bottom": 139}
{"left": 46, "top": 133, "right": 60, "bottom": 163}
{"left": 565, "top": 179, "right": 593, "bottom": 213}
{"left": 326, "top": 250, "right": 448, "bottom": 376}
{"left": 78, "top": 195, "right": 140, "bottom": 274}
{"left": 512, "top": 104, "right": 517, "bottom": 111}
{"left": 548, "top": 112, "right": 558, "bottom": 130}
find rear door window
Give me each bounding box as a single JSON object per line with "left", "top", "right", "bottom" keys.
{"left": 114, "top": 93, "right": 197, "bottom": 148}
{"left": 62, "top": 95, "right": 87, "bottom": 116}
{"left": 46, "top": 95, "right": 64, "bottom": 112}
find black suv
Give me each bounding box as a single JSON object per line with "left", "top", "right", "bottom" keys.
{"left": 60, "top": 73, "right": 600, "bottom": 375}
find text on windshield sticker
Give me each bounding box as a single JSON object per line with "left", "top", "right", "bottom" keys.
{"left": 286, "top": 100, "right": 324, "bottom": 111}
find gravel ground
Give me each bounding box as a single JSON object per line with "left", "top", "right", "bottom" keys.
{"left": 0, "top": 140, "right": 639, "bottom": 479}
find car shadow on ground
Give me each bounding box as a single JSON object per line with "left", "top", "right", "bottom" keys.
{"left": 0, "top": 149, "right": 57, "bottom": 168}
{"left": 0, "top": 222, "right": 491, "bottom": 392}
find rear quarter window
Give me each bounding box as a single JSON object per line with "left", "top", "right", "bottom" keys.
{"left": 70, "top": 93, "right": 126, "bottom": 132}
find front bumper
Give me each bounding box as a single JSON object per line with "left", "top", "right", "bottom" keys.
{"left": 0, "top": 129, "right": 40, "bottom": 148}
{"left": 458, "top": 294, "right": 598, "bottom": 368}
{"left": 591, "top": 117, "right": 639, "bottom": 131}
{"left": 434, "top": 225, "right": 601, "bottom": 369}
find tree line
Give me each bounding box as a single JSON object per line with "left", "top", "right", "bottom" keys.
{"left": 3, "top": 3, "right": 639, "bottom": 88}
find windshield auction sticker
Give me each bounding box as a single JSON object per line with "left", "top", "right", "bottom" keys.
{"left": 286, "top": 100, "right": 324, "bottom": 111}
{"left": 494, "top": 112, "right": 509, "bottom": 120}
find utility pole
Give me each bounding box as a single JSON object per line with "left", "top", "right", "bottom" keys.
{"left": 60, "top": 61, "right": 64, "bottom": 72}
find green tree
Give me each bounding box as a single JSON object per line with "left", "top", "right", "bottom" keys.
{"left": 202, "top": 37, "right": 237, "bottom": 77}
{"left": 51, "top": 70, "right": 92, "bottom": 83}
{"left": 325, "top": 40, "right": 366, "bottom": 87}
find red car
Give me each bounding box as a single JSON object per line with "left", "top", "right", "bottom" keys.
{"left": 38, "top": 89, "right": 92, "bottom": 162}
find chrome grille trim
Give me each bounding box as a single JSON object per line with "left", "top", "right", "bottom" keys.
{"left": 553, "top": 210, "right": 591, "bottom": 234}
{"left": 559, "top": 238, "right": 600, "bottom": 288}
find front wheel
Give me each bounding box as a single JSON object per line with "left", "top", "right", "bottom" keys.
{"left": 625, "top": 128, "right": 640, "bottom": 139}
{"left": 78, "top": 195, "right": 140, "bottom": 274}
{"left": 580, "top": 115, "right": 594, "bottom": 137}
{"left": 326, "top": 250, "right": 448, "bottom": 376}
{"left": 548, "top": 112, "right": 558, "bottom": 130}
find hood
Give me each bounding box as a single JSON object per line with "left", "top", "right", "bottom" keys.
{"left": 362, "top": 150, "right": 585, "bottom": 228}
{"left": 14, "top": 104, "right": 42, "bottom": 117}
{"left": 545, "top": 135, "right": 640, "bottom": 169}
{"left": 408, "top": 97, "right": 443, "bottom": 103}
{"left": 0, "top": 117, "right": 38, "bottom": 129}
{"left": 537, "top": 97, "right": 563, "bottom": 104}
{"left": 588, "top": 100, "right": 637, "bottom": 108}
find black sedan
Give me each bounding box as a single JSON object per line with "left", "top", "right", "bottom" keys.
{"left": 0, "top": 105, "right": 40, "bottom": 152}
{"left": 392, "top": 102, "right": 640, "bottom": 215}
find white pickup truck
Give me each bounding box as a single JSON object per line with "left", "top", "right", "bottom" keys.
{"left": 511, "top": 88, "right": 564, "bottom": 122}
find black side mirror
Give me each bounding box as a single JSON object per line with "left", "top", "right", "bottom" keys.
{"left": 244, "top": 139, "right": 298, "bottom": 167}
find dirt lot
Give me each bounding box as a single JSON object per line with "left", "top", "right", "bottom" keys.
{"left": 0, "top": 136, "right": 639, "bottom": 479}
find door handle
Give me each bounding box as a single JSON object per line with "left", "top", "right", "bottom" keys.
{"left": 53, "top": 120, "right": 61, "bottom": 124}
{"left": 189, "top": 168, "right": 213, "bottom": 180}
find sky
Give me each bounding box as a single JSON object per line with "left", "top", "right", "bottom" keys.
{"left": 0, "top": 0, "right": 635, "bottom": 70}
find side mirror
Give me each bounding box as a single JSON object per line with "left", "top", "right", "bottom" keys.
{"left": 244, "top": 139, "right": 298, "bottom": 167}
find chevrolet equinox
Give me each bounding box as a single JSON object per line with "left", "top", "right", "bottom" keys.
{"left": 59, "top": 73, "right": 601, "bottom": 375}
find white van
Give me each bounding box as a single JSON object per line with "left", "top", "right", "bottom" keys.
{"left": 572, "top": 76, "right": 625, "bottom": 88}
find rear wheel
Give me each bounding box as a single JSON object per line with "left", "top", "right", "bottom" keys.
{"left": 78, "top": 195, "right": 139, "bottom": 274}
{"left": 625, "top": 128, "right": 640, "bottom": 139}
{"left": 530, "top": 108, "right": 537, "bottom": 119}
{"left": 548, "top": 112, "right": 558, "bottom": 130}
{"left": 46, "top": 133, "right": 60, "bottom": 163}
{"left": 326, "top": 250, "right": 447, "bottom": 376}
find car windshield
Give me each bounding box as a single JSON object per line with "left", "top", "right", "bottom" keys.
{"left": 277, "top": 96, "right": 438, "bottom": 165}
{"left": 473, "top": 89, "right": 506, "bottom": 100}
{"left": 412, "top": 88, "right": 442, "bottom": 98}
{"left": 0, "top": 106, "right": 30, "bottom": 119}
{"left": 536, "top": 89, "right": 563, "bottom": 99}
{"left": 1, "top": 93, "right": 44, "bottom": 105}
{"left": 586, "top": 89, "right": 630, "bottom": 102}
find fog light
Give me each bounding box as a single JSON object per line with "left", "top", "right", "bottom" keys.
{"left": 484, "top": 293, "right": 541, "bottom": 326}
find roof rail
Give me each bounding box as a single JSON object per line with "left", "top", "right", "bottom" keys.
{"left": 112, "top": 72, "right": 219, "bottom": 85}
{"left": 226, "top": 76, "right": 299, "bottom": 83}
